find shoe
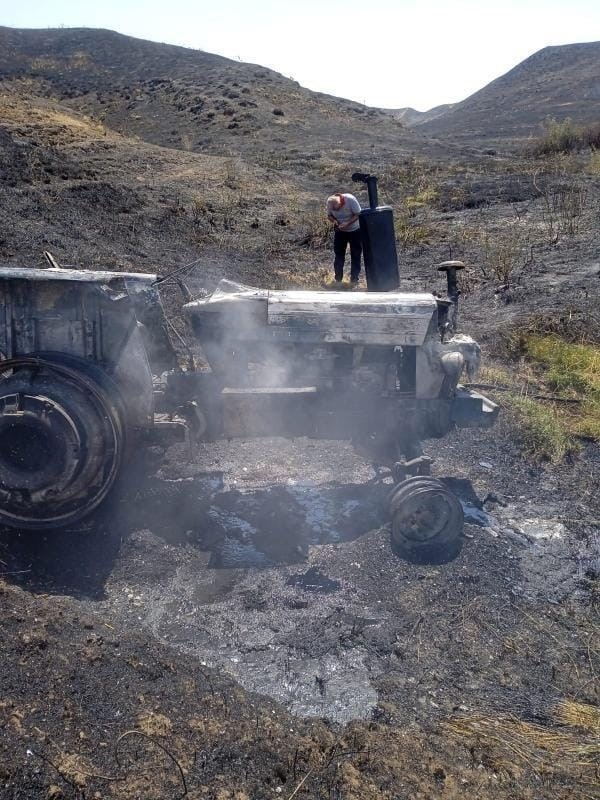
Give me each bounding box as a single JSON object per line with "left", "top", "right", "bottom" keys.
{"left": 350, "top": 280, "right": 360, "bottom": 289}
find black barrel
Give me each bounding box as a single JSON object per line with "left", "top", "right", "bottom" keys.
{"left": 359, "top": 206, "right": 399, "bottom": 292}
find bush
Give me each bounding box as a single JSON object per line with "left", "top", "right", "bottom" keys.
{"left": 478, "top": 222, "right": 530, "bottom": 284}
{"left": 530, "top": 118, "right": 600, "bottom": 156}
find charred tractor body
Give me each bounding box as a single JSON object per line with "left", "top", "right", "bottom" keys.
{"left": 0, "top": 268, "right": 497, "bottom": 561}
{"left": 0, "top": 178, "right": 498, "bottom": 561}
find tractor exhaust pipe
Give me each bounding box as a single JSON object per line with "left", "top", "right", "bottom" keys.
{"left": 352, "top": 172, "right": 399, "bottom": 292}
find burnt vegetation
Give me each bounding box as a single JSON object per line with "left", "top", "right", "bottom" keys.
{"left": 529, "top": 117, "right": 600, "bottom": 156}
{"left": 0, "top": 26, "right": 599, "bottom": 800}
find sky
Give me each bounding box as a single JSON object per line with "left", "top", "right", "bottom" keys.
{"left": 2, "top": 0, "right": 600, "bottom": 111}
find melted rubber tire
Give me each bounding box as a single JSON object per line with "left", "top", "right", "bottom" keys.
{"left": 389, "top": 476, "right": 464, "bottom": 563}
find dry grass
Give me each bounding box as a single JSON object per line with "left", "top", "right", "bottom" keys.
{"left": 295, "top": 205, "right": 332, "bottom": 248}
{"left": 588, "top": 149, "right": 600, "bottom": 175}
{"left": 394, "top": 215, "right": 435, "bottom": 248}
{"left": 443, "top": 700, "right": 600, "bottom": 785}
{"left": 0, "top": 93, "right": 106, "bottom": 138}
{"left": 555, "top": 699, "right": 600, "bottom": 732}
{"left": 530, "top": 117, "right": 600, "bottom": 156}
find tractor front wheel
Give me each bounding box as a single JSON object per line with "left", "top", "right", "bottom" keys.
{"left": 389, "top": 476, "right": 464, "bottom": 563}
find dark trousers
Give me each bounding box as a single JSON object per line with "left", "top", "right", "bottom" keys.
{"left": 333, "top": 228, "right": 362, "bottom": 282}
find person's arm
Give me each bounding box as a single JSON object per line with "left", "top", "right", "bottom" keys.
{"left": 337, "top": 213, "right": 359, "bottom": 230}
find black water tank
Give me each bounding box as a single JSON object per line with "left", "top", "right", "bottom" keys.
{"left": 359, "top": 206, "right": 399, "bottom": 292}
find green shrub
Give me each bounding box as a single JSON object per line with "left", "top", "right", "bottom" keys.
{"left": 530, "top": 118, "right": 600, "bottom": 156}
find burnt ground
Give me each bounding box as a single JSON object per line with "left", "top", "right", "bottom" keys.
{"left": 1, "top": 51, "right": 600, "bottom": 799}
{"left": 1, "top": 421, "right": 599, "bottom": 799}
{"left": 1, "top": 188, "right": 600, "bottom": 798}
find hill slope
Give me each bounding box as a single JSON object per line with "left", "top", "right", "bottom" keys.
{"left": 384, "top": 103, "right": 455, "bottom": 127}
{"left": 413, "top": 42, "right": 600, "bottom": 146}
{"left": 0, "top": 26, "right": 446, "bottom": 164}
{"left": 0, "top": 87, "right": 342, "bottom": 289}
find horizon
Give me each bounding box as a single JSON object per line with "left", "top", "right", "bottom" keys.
{"left": 3, "top": 1, "right": 600, "bottom": 110}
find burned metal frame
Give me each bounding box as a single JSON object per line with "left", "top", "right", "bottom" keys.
{"left": 0, "top": 263, "right": 498, "bottom": 562}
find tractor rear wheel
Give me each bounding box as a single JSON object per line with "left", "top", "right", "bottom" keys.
{"left": 0, "top": 358, "right": 125, "bottom": 529}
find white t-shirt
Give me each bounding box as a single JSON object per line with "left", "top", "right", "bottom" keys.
{"left": 327, "top": 193, "right": 361, "bottom": 232}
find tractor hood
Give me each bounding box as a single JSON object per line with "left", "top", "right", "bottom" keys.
{"left": 185, "top": 280, "right": 438, "bottom": 346}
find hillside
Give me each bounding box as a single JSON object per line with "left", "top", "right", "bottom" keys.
{"left": 0, "top": 26, "right": 446, "bottom": 164}
{"left": 384, "top": 102, "right": 455, "bottom": 127}
{"left": 0, "top": 87, "right": 339, "bottom": 296}
{"left": 1, "top": 24, "right": 600, "bottom": 800}
{"left": 411, "top": 41, "right": 600, "bottom": 146}
{"left": 0, "top": 26, "right": 489, "bottom": 291}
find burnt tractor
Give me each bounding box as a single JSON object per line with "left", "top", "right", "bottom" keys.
{"left": 0, "top": 178, "right": 498, "bottom": 561}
